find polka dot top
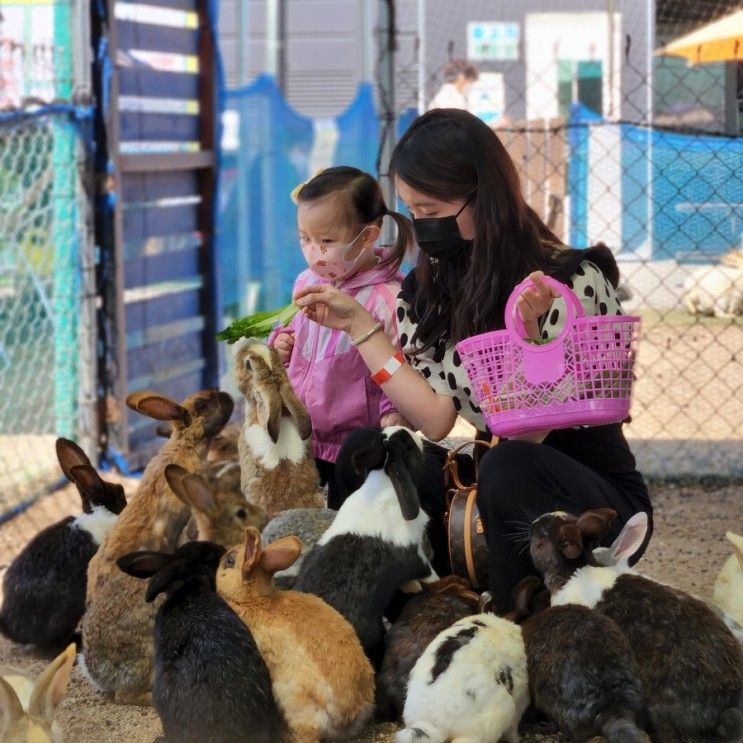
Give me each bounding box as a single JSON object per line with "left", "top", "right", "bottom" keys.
{"left": 397, "top": 260, "right": 624, "bottom": 432}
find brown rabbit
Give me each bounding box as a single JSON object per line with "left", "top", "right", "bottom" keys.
{"left": 234, "top": 340, "right": 324, "bottom": 517}
{"left": 167, "top": 463, "right": 268, "bottom": 546}
{"left": 0, "top": 643, "right": 76, "bottom": 742}
{"left": 81, "top": 389, "right": 233, "bottom": 704}
{"left": 216, "top": 526, "right": 375, "bottom": 743}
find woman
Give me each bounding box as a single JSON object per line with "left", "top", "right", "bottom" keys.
{"left": 295, "top": 108, "right": 652, "bottom": 613}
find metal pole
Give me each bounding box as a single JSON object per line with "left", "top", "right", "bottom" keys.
{"left": 645, "top": 0, "right": 654, "bottom": 260}
{"left": 237, "top": 0, "right": 250, "bottom": 85}
{"left": 362, "top": 0, "right": 374, "bottom": 81}
{"left": 378, "top": 0, "right": 396, "bottom": 244}
{"left": 266, "top": 0, "right": 285, "bottom": 91}
{"left": 417, "top": 0, "right": 426, "bottom": 112}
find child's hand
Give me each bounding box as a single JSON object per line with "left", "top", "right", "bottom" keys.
{"left": 516, "top": 270, "right": 560, "bottom": 339}
{"left": 380, "top": 412, "right": 412, "bottom": 429}
{"left": 273, "top": 331, "right": 295, "bottom": 363}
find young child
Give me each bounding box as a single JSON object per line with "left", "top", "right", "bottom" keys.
{"left": 268, "top": 166, "right": 413, "bottom": 507}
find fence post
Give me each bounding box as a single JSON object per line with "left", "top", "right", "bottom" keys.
{"left": 52, "top": 0, "right": 77, "bottom": 440}
{"left": 378, "top": 0, "right": 396, "bottom": 245}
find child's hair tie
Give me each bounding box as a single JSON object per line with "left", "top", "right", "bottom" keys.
{"left": 290, "top": 168, "right": 327, "bottom": 204}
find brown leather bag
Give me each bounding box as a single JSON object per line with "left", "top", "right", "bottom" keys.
{"left": 443, "top": 439, "right": 497, "bottom": 590}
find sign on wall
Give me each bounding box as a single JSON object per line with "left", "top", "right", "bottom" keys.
{"left": 467, "top": 21, "right": 520, "bottom": 62}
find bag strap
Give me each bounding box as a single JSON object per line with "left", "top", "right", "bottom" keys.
{"left": 443, "top": 437, "right": 498, "bottom": 491}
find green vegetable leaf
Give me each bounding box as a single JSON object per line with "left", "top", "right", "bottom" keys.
{"left": 216, "top": 302, "right": 299, "bottom": 344}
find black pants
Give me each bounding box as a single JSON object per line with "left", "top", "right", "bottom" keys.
{"left": 333, "top": 430, "right": 653, "bottom": 614}
{"left": 315, "top": 458, "right": 342, "bottom": 509}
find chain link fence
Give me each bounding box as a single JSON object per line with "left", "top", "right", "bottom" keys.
{"left": 0, "top": 0, "right": 96, "bottom": 556}
{"left": 389, "top": 0, "right": 742, "bottom": 476}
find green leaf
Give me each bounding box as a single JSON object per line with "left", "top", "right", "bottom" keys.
{"left": 217, "top": 302, "right": 299, "bottom": 344}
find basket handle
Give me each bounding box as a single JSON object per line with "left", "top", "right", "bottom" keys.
{"left": 504, "top": 274, "right": 585, "bottom": 344}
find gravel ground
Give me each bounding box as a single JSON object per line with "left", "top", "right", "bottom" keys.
{"left": 0, "top": 476, "right": 740, "bottom": 742}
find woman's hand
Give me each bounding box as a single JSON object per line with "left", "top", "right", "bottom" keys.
{"left": 516, "top": 270, "right": 560, "bottom": 339}
{"left": 294, "top": 284, "right": 372, "bottom": 336}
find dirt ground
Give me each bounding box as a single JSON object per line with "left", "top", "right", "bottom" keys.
{"left": 0, "top": 475, "right": 740, "bottom": 742}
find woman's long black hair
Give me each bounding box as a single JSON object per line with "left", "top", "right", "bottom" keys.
{"left": 389, "top": 108, "right": 618, "bottom": 351}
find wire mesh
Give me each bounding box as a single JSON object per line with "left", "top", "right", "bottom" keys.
{"left": 393, "top": 0, "right": 742, "bottom": 476}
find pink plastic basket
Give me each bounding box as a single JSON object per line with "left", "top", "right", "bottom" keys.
{"left": 455, "top": 275, "right": 640, "bottom": 438}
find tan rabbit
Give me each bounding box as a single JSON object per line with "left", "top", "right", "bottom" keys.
{"left": 234, "top": 340, "right": 324, "bottom": 517}
{"left": 0, "top": 643, "right": 76, "bottom": 742}
{"left": 216, "top": 527, "right": 374, "bottom": 743}
{"left": 167, "top": 463, "right": 268, "bottom": 546}
{"left": 206, "top": 422, "right": 242, "bottom": 462}
{"left": 81, "top": 389, "right": 233, "bottom": 704}
{"left": 713, "top": 532, "right": 743, "bottom": 627}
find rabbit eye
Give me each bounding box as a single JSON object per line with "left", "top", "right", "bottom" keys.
{"left": 235, "top": 508, "right": 247, "bottom": 520}
{"left": 195, "top": 399, "right": 208, "bottom": 413}
{"left": 244, "top": 357, "right": 252, "bottom": 371}
{"left": 224, "top": 553, "right": 236, "bottom": 568}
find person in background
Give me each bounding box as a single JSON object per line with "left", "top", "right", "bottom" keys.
{"left": 428, "top": 58, "right": 479, "bottom": 112}
{"left": 268, "top": 166, "right": 413, "bottom": 507}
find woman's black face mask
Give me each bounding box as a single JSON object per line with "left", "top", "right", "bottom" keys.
{"left": 412, "top": 196, "right": 472, "bottom": 261}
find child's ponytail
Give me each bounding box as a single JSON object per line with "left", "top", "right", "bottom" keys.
{"left": 379, "top": 209, "right": 415, "bottom": 273}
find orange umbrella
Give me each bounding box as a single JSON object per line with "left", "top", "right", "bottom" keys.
{"left": 659, "top": 9, "right": 743, "bottom": 64}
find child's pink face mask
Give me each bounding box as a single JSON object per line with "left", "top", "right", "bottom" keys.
{"left": 300, "top": 227, "right": 370, "bottom": 282}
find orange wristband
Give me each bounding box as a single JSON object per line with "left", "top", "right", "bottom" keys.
{"left": 371, "top": 351, "right": 405, "bottom": 385}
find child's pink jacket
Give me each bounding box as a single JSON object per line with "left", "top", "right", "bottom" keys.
{"left": 268, "top": 251, "right": 403, "bottom": 463}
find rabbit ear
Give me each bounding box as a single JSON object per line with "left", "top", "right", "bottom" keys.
{"left": 165, "top": 465, "right": 215, "bottom": 514}
{"left": 576, "top": 508, "right": 617, "bottom": 539}
{"left": 126, "top": 391, "right": 189, "bottom": 424}
{"left": 255, "top": 384, "right": 282, "bottom": 444}
{"left": 0, "top": 675, "right": 24, "bottom": 734}
{"left": 511, "top": 575, "right": 544, "bottom": 614}
{"left": 279, "top": 379, "right": 312, "bottom": 441}
{"left": 351, "top": 433, "right": 386, "bottom": 475}
{"left": 607, "top": 512, "right": 649, "bottom": 563}
{"left": 242, "top": 527, "right": 263, "bottom": 577}
{"left": 67, "top": 465, "right": 105, "bottom": 514}
{"left": 727, "top": 532, "right": 743, "bottom": 569}
{"left": 558, "top": 522, "right": 584, "bottom": 560}
{"left": 117, "top": 550, "right": 173, "bottom": 579}
{"left": 28, "top": 643, "right": 75, "bottom": 726}
{"left": 56, "top": 438, "right": 92, "bottom": 480}
{"left": 260, "top": 536, "right": 302, "bottom": 574}
{"left": 383, "top": 432, "right": 421, "bottom": 521}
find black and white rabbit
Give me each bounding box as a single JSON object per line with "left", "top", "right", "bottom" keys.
{"left": 294, "top": 427, "right": 437, "bottom": 667}
{"left": 507, "top": 575, "right": 647, "bottom": 743}
{"left": 0, "top": 438, "right": 126, "bottom": 650}
{"left": 530, "top": 508, "right": 743, "bottom": 743}
{"left": 118, "top": 541, "right": 286, "bottom": 743}
{"left": 376, "top": 576, "right": 479, "bottom": 721}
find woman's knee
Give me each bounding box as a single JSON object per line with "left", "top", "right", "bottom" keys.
{"left": 478, "top": 439, "right": 545, "bottom": 492}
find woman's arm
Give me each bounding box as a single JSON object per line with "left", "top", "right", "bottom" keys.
{"left": 295, "top": 284, "right": 457, "bottom": 440}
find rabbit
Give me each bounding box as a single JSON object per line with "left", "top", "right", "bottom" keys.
{"left": 216, "top": 526, "right": 375, "bottom": 743}
{"left": 117, "top": 541, "right": 286, "bottom": 743}
{"left": 713, "top": 531, "right": 743, "bottom": 627}
{"left": 529, "top": 508, "right": 743, "bottom": 743}
{"left": 506, "top": 575, "right": 647, "bottom": 743}
{"left": 0, "top": 643, "right": 76, "bottom": 742}
{"left": 206, "top": 422, "right": 242, "bottom": 462}
{"left": 376, "top": 575, "right": 480, "bottom": 721}
{"left": 397, "top": 612, "right": 529, "bottom": 743}
{"left": 294, "top": 426, "right": 438, "bottom": 668}
{"left": 0, "top": 438, "right": 126, "bottom": 651}
{"left": 81, "top": 388, "right": 234, "bottom": 705}
{"left": 234, "top": 340, "right": 324, "bottom": 517}
{"left": 170, "top": 463, "right": 268, "bottom": 547}
{"left": 260, "top": 507, "right": 337, "bottom": 588}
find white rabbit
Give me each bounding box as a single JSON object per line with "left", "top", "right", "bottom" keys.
{"left": 398, "top": 613, "right": 528, "bottom": 743}
{"left": 713, "top": 532, "right": 743, "bottom": 627}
